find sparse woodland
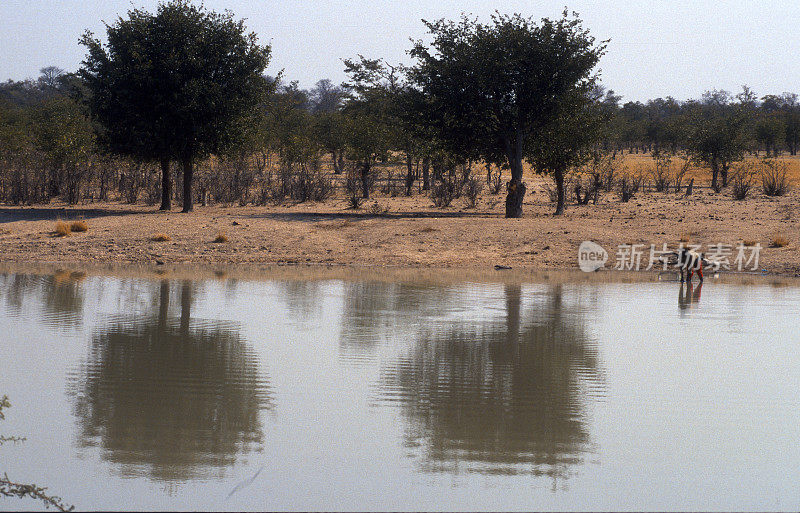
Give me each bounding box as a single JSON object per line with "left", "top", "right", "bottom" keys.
{"left": 0, "top": 2, "right": 796, "bottom": 218}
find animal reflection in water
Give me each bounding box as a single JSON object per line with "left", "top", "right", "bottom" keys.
{"left": 67, "top": 280, "right": 272, "bottom": 482}
{"left": 370, "top": 284, "right": 604, "bottom": 480}
{"left": 678, "top": 281, "right": 703, "bottom": 311}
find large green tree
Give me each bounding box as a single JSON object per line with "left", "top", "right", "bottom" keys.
{"left": 79, "top": 0, "right": 271, "bottom": 212}
{"left": 408, "top": 12, "right": 606, "bottom": 217}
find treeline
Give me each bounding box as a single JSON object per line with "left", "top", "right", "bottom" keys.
{"left": 0, "top": 2, "right": 795, "bottom": 216}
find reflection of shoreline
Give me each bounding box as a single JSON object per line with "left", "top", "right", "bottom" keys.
{"left": 66, "top": 280, "right": 272, "bottom": 482}
{"left": 374, "top": 285, "right": 604, "bottom": 478}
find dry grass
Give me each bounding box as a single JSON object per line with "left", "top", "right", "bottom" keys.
{"left": 151, "top": 233, "right": 171, "bottom": 242}
{"left": 771, "top": 234, "right": 790, "bottom": 248}
{"left": 213, "top": 232, "right": 229, "bottom": 243}
{"left": 54, "top": 221, "right": 71, "bottom": 237}
{"left": 679, "top": 232, "right": 692, "bottom": 243}
{"left": 742, "top": 239, "right": 758, "bottom": 247}
{"left": 0, "top": 228, "right": 11, "bottom": 235}
{"left": 419, "top": 226, "right": 439, "bottom": 233}
{"left": 70, "top": 220, "right": 88, "bottom": 232}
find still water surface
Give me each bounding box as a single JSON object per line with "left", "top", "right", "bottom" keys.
{"left": 1, "top": 269, "right": 799, "bottom": 510}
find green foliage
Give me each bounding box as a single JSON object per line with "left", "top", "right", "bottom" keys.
{"left": 80, "top": 0, "right": 272, "bottom": 211}
{"left": 408, "top": 11, "right": 606, "bottom": 217}
{"left": 685, "top": 91, "right": 750, "bottom": 191}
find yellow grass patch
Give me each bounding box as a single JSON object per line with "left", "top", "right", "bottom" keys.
{"left": 54, "top": 221, "right": 71, "bottom": 237}
{"left": 771, "top": 234, "right": 790, "bottom": 248}
{"left": 679, "top": 232, "right": 692, "bottom": 243}
{"left": 151, "top": 233, "right": 171, "bottom": 242}
{"left": 742, "top": 239, "right": 758, "bottom": 247}
{"left": 213, "top": 232, "right": 229, "bottom": 243}
{"left": 70, "top": 220, "right": 88, "bottom": 232}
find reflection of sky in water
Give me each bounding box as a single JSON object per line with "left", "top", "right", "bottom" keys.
{"left": 1, "top": 271, "right": 800, "bottom": 511}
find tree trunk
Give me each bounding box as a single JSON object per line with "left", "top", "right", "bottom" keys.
{"left": 721, "top": 163, "right": 729, "bottom": 188}
{"left": 554, "top": 166, "right": 565, "bottom": 215}
{"left": 160, "top": 157, "right": 172, "bottom": 210}
{"left": 181, "top": 157, "right": 194, "bottom": 212}
{"left": 422, "top": 158, "right": 430, "bottom": 191}
{"left": 332, "top": 150, "right": 342, "bottom": 174}
{"left": 504, "top": 133, "right": 526, "bottom": 218}
{"left": 360, "top": 162, "right": 370, "bottom": 199}
{"left": 710, "top": 158, "right": 720, "bottom": 192}
{"left": 404, "top": 153, "right": 414, "bottom": 196}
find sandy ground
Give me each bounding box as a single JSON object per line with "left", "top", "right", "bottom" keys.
{"left": 0, "top": 175, "right": 798, "bottom": 276}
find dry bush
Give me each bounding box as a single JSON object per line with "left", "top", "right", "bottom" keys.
{"left": 761, "top": 159, "right": 790, "bottom": 196}
{"left": 618, "top": 170, "right": 643, "bottom": 202}
{"left": 742, "top": 239, "right": 758, "bottom": 246}
{"left": 151, "top": 233, "right": 171, "bottom": 242}
{"left": 730, "top": 162, "right": 757, "bottom": 200}
{"left": 70, "top": 220, "right": 88, "bottom": 232}
{"left": 367, "top": 201, "right": 387, "bottom": 215}
{"left": 679, "top": 232, "right": 692, "bottom": 243}
{"left": 430, "top": 174, "right": 461, "bottom": 207}
{"left": 213, "top": 232, "right": 229, "bottom": 243}
{"left": 650, "top": 152, "right": 672, "bottom": 192}
{"left": 462, "top": 174, "right": 484, "bottom": 208}
{"left": 54, "top": 221, "right": 70, "bottom": 237}
{"left": 419, "top": 225, "right": 438, "bottom": 233}
{"left": 344, "top": 167, "right": 363, "bottom": 209}
{"left": 771, "top": 233, "right": 790, "bottom": 247}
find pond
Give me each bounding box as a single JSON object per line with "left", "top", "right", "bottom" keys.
{"left": 1, "top": 266, "right": 799, "bottom": 511}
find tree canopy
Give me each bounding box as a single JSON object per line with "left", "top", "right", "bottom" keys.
{"left": 408, "top": 11, "right": 606, "bottom": 217}
{"left": 79, "top": 0, "right": 271, "bottom": 211}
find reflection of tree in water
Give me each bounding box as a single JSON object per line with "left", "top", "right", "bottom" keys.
{"left": 67, "top": 280, "right": 272, "bottom": 482}
{"left": 0, "top": 271, "right": 86, "bottom": 327}
{"left": 378, "top": 285, "right": 604, "bottom": 479}
{"left": 339, "top": 281, "right": 452, "bottom": 361}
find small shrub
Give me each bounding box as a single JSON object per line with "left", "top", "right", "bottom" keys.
{"left": 761, "top": 159, "right": 790, "bottom": 196}
{"left": 419, "top": 225, "right": 438, "bottom": 233}
{"left": 650, "top": 152, "right": 672, "bottom": 192}
{"left": 54, "top": 221, "right": 70, "bottom": 237}
{"left": 367, "top": 201, "right": 387, "bottom": 215}
{"left": 213, "top": 233, "right": 229, "bottom": 243}
{"left": 679, "top": 232, "right": 692, "bottom": 243}
{"left": 151, "top": 233, "right": 171, "bottom": 242}
{"left": 771, "top": 234, "right": 790, "bottom": 248}
{"left": 742, "top": 239, "right": 758, "bottom": 247}
{"left": 730, "top": 164, "right": 756, "bottom": 200}
{"left": 431, "top": 176, "right": 460, "bottom": 207}
{"left": 70, "top": 220, "right": 88, "bottom": 232}
{"left": 344, "top": 168, "right": 363, "bottom": 209}
{"left": 462, "top": 175, "right": 484, "bottom": 208}
{"left": 619, "top": 172, "right": 642, "bottom": 202}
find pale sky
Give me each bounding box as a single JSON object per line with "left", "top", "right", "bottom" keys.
{"left": 2, "top": 0, "right": 799, "bottom": 103}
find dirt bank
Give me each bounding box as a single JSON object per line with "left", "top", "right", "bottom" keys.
{"left": 0, "top": 177, "right": 798, "bottom": 275}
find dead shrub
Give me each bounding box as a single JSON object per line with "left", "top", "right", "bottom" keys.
{"left": 771, "top": 233, "right": 790, "bottom": 247}
{"left": 618, "top": 171, "right": 642, "bottom": 202}
{"left": 151, "top": 233, "right": 171, "bottom": 242}
{"left": 730, "top": 163, "right": 756, "bottom": 200}
{"left": 761, "top": 159, "right": 790, "bottom": 196}
{"left": 54, "top": 221, "right": 70, "bottom": 237}
{"left": 462, "top": 175, "right": 483, "bottom": 208}
{"left": 650, "top": 152, "right": 672, "bottom": 192}
{"left": 430, "top": 174, "right": 460, "bottom": 208}
{"left": 213, "top": 233, "right": 229, "bottom": 243}
{"left": 70, "top": 220, "right": 88, "bottom": 232}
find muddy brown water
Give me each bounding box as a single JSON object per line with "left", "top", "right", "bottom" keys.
{"left": 0, "top": 265, "right": 798, "bottom": 510}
